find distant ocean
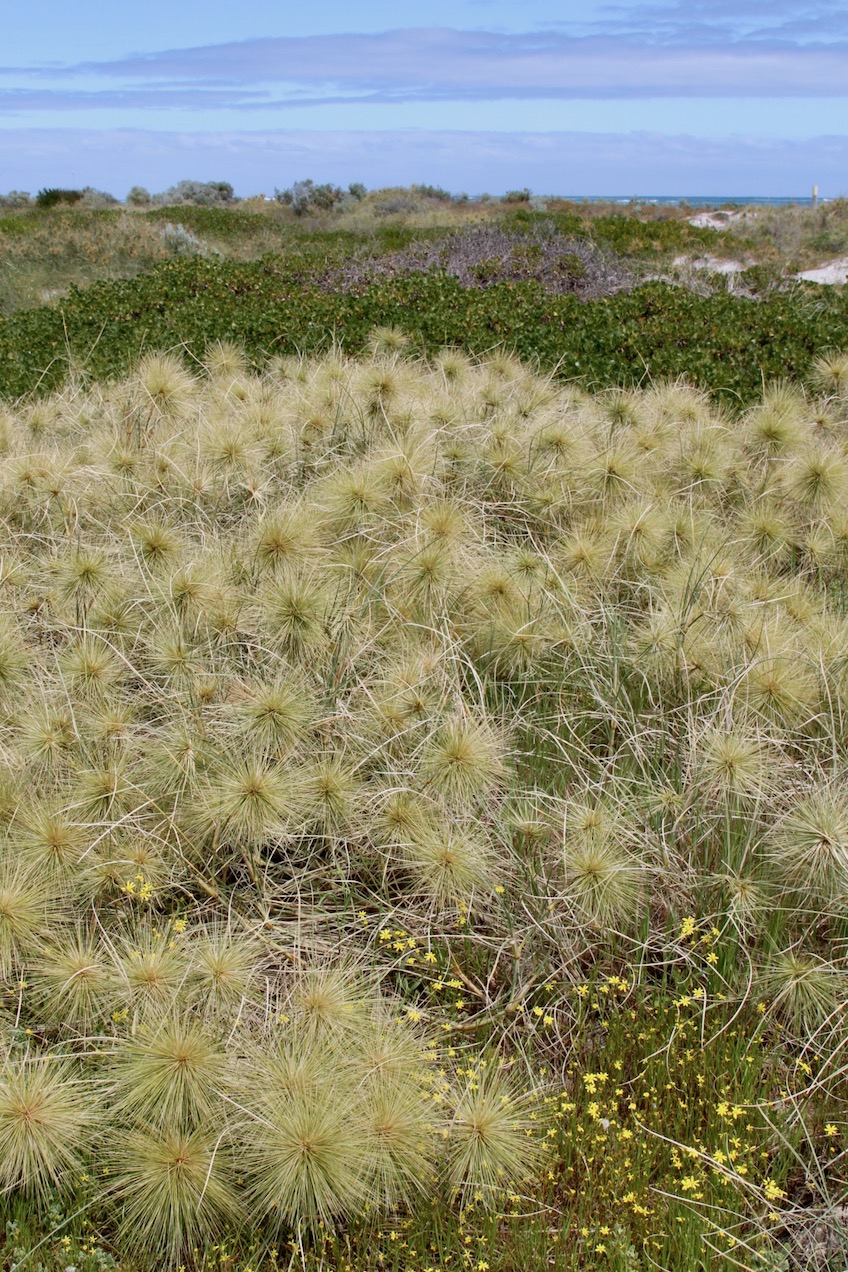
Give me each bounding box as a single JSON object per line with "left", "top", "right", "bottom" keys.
{"left": 556, "top": 196, "right": 823, "bottom": 207}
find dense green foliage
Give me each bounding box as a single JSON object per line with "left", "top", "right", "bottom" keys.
{"left": 35, "top": 188, "right": 83, "bottom": 209}
{"left": 0, "top": 254, "right": 846, "bottom": 402}
{"left": 530, "top": 206, "right": 726, "bottom": 256}
{"left": 144, "top": 204, "right": 285, "bottom": 240}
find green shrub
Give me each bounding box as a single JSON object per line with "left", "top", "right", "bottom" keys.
{"left": 274, "top": 179, "right": 346, "bottom": 214}
{"left": 152, "top": 179, "right": 235, "bottom": 207}
{"left": 35, "top": 188, "right": 82, "bottom": 209}
{"left": 1, "top": 255, "right": 847, "bottom": 404}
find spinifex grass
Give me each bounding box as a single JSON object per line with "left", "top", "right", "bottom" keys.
{"left": 0, "top": 348, "right": 847, "bottom": 1270}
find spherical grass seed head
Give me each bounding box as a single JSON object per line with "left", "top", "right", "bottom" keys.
{"left": 84, "top": 698, "right": 139, "bottom": 754}
{"left": 485, "top": 350, "right": 524, "bottom": 383}
{"left": 359, "top": 360, "right": 408, "bottom": 417}
{"left": 366, "top": 325, "right": 411, "bottom": 356}
{"left": 88, "top": 583, "right": 137, "bottom": 641}
{"left": 403, "top": 824, "right": 497, "bottom": 909}
{"left": 259, "top": 1035, "right": 331, "bottom": 1101}
{"left": 72, "top": 755, "right": 137, "bottom": 821}
{"left": 505, "top": 795, "right": 553, "bottom": 846}
{"left": 59, "top": 635, "right": 124, "bottom": 698}
{"left": 141, "top": 722, "right": 208, "bottom": 801}
{"left": 163, "top": 561, "right": 216, "bottom": 619}
{"left": 0, "top": 620, "right": 29, "bottom": 694}
{"left": 55, "top": 547, "right": 110, "bottom": 606}
{"left": 630, "top": 607, "right": 681, "bottom": 683}
{"left": 761, "top": 950, "right": 846, "bottom": 1033}
{"left": 467, "top": 595, "right": 556, "bottom": 681}
{"left": 446, "top": 1066, "right": 541, "bottom": 1195}
{"left": 586, "top": 439, "right": 639, "bottom": 503}
{"left": 17, "top": 702, "right": 76, "bottom": 772}
{"left": 609, "top": 499, "right": 668, "bottom": 573}
{"left": 135, "top": 352, "right": 197, "bottom": 419}
{"left": 557, "top": 525, "right": 609, "bottom": 580}
{"left": 189, "top": 927, "right": 261, "bottom": 1014}
{"left": 194, "top": 755, "right": 289, "bottom": 851}
{"left": 0, "top": 865, "right": 47, "bottom": 978}
{"left": 32, "top": 932, "right": 113, "bottom": 1030}
{"left": 803, "top": 521, "right": 839, "bottom": 572}
{"left": 744, "top": 390, "right": 805, "bottom": 456}
{"left": 354, "top": 1010, "right": 430, "bottom": 1083}
{"left": 720, "top": 870, "right": 769, "bottom": 929}
{"left": 419, "top": 498, "right": 472, "bottom": 546}
{"left": 263, "top": 568, "right": 335, "bottom": 657}
{"left": 373, "top": 434, "right": 433, "bottom": 504}
{"left": 129, "top": 515, "right": 182, "bottom": 570}
{"left": 199, "top": 415, "right": 260, "bottom": 475}
{"left": 695, "top": 724, "right": 775, "bottom": 804}
{"left": 145, "top": 623, "right": 202, "bottom": 687}
{"left": 253, "top": 505, "right": 320, "bottom": 573}
{"left": 739, "top": 502, "right": 794, "bottom": 565}
{"left": 370, "top": 789, "right": 433, "bottom": 847}
{"left": 434, "top": 347, "right": 473, "bottom": 384}
{"left": 786, "top": 446, "right": 848, "bottom": 513}
{"left": 0, "top": 1056, "right": 94, "bottom": 1200}
{"left": 204, "top": 338, "right": 248, "bottom": 381}
{"left": 15, "top": 803, "right": 87, "bottom": 876}
{"left": 810, "top": 349, "right": 848, "bottom": 398}
{"left": 563, "top": 832, "right": 645, "bottom": 928}
{"left": 770, "top": 786, "right": 848, "bottom": 900}
{"left": 113, "top": 1015, "right": 227, "bottom": 1130}
{"left": 117, "top": 931, "right": 190, "bottom": 1012}
{"left": 397, "top": 539, "right": 458, "bottom": 600}
{"left": 245, "top": 1073, "right": 369, "bottom": 1231}
{"left": 287, "top": 966, "right": 372, "bottom": 1040}
{"left": 109, "top": 1124, "right": 239, "bottom": 1268}
{"left": 364, "top": 1076, "right": 435, "bottom": 1208}
{"left": 296, "top": 754, "right": 361, "bottom": 836}
{"left": 741, "top": 653, "right": 820, "bottom": 729}
{"left": 421, "top": 715, "right": 508, "bottom": 806}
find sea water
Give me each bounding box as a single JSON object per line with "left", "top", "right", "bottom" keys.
{"left": 554, "top": 196, "right": 824, "bottom": 207}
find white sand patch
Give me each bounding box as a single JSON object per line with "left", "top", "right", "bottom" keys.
{"left": 796, "top": 258, "right": 848, "bottom": 285}
{"left": 688, "top": 210, "right": 749, "bottom": 230}
{"left": 673, "top": 254, "right": 749, "bottom": 274}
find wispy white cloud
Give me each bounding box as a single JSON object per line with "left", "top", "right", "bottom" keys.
{"left": 0, "top": 88, "right": 264, "bottom": 111}
{"left": 0, "top": 127, "right": 845, "bottom": 198}
{"left": 1, "top": 27, "right": 847, "bottom": 111}
{"left": 585, "top": 1, "right": 848, "bottom": 43}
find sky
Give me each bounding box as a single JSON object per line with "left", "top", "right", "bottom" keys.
{"left": 0, "top": 0, "right": 846, "bottom": 197}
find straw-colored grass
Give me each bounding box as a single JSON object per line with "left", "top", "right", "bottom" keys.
{"left": 0, "top": 345, "right": 846, "bottom": 1269}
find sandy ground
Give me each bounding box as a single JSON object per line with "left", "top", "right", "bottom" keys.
{"left": 796, "top": 258, "right": 848, "bottom": 285}
{"left": 688, "top": 210, "right": 750, "bottom": 230}
{"left": 683, "top": 208, "right": 847, "bottom": 286}
{"left": 673, "top": 253, "right": 748, "bottom": 274}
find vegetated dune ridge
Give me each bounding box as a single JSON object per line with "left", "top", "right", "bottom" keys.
{"left": 1, "top": 340, "right": 848, "bottom": 1270}
{"left": 5, "top": 197, "right": 848, "bottom": 409}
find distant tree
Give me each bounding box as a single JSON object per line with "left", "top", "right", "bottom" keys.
{"left": 35, "top": 188, "right": 83, "bottom": 208}
{"left": 503, "top": 188, "right": 532, "bottom": 203}
{"left": 80, "top": 187, "right": 119, "bottom": 208}
{"left": 348, "top": 182, "right": 367, "bottom": 201}
{"left": 126, "top": 186, "right": 152, "bottom": 207}
{"left": 411, "top": 183, "right": 454, "bottom": 201}
{"left": 274, "top": 180, "right": 346, "bottom": 215}
{"left": 0, "top": 190, "right": 32, "bottom": 209}
{"left": 153, "top": 180, "right": 236, "bottom": 207}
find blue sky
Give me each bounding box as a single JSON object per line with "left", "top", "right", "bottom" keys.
{"left": 1, "top": 1, "right": 846, "bottom": 196}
